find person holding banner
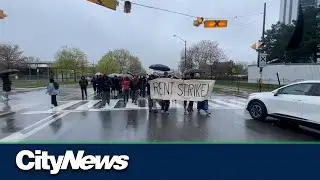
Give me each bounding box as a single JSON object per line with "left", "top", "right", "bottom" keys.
{"left": 161, "top": 72, "right": 170, "bottom": 114}
{"left": 183, "top": 73, "right": 195, "bottom": 114}
{"left": 146, "top": 75, "right": 158, "bottom": 113}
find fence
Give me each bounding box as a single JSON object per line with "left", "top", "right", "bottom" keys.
{"left": 215, "top": 78, "right": 306, "bottom": 92}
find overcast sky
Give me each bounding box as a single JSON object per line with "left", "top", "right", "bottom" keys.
{"left": 0, "top": 0, "right": 280, "bottom": 69}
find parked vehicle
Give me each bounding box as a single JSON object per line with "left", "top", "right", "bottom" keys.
{"left": 246, "top": 80, "right": 320, "bottom": 129}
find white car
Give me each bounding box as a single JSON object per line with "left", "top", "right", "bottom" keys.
{"left": 246, "top": 80, "right": 320, "bottom": 128}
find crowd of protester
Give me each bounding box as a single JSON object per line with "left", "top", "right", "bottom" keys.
{"left": 45, "top": 72, "right": 210, "bottom": 115}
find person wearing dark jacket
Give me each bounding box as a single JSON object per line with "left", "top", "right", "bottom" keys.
{"left": 79, "top": 76, "right": 88, "bottom": 100}
{"left": 101, "top": 74, "right": 112, "bottom": 108}
{"left": 161, "top": 72, "right": 170, "bottom": 114}
{"left": 91, "top": 76, "right": 97, "bottom": 93}
{"left": 139, "top": 76, "right": 147, "bottom": 98}
{"left": 1, "top": 74, "right": 12, "bottom": 101}
{"left": 97, "top": 75, "right": 103, "bottom": 95}
{"left": 184, "top": 73, "right": 195, "bottom": 114}
{"left": 130, "top": 75, "right": 139, "bottom": 104}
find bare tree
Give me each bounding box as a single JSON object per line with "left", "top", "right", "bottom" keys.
{"left": 179, "top": 40, "right": 227, "bottom": 77}
{"left": 0, "top": 43, "right": 27, "bottom": 71}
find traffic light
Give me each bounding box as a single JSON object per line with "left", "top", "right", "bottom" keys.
{"left": 124, "top": 1, "right": 131, "bottom": 13}
{"left": 204, "top": 20, "right": 228, "bottom": 28}
{"left": 87, "top": 0, "right": 118, "bottom": 11}
{"left": 0, "top": 10, "right": 7, "bottom": 19}
{"left": 251, "top": 42, "right": 265, "bottom": 50}
{"left": 193, "top": 17, "right": 204, "bottom": 27}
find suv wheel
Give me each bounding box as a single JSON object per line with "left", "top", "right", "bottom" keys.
{"left": 248, "top": 101, "right": 268, "bottom": 120}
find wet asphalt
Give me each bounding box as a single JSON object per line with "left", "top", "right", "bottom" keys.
{"left": 0, "top": 86, "right": 319, "bottom": 142}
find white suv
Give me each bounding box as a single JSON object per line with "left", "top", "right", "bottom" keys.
{"left": 246, "top": 81, "right": 320, "bottom": 128}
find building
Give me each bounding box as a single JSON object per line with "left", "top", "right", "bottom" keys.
{"left": 279, "top": 0, "right": 320, "bottom": 25}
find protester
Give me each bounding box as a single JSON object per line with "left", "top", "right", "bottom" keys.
{"left": 79, "top": 75, "right": 88, "bottom": 100}
{"left": 139, "top": 76, "right": 147, "bottom": 98}
{"left": 97, "top": 75, "right": 103, "bottom": 95}
{"left": 91, "top": 76, "right": 97, "bottom": 93}
{"left": 122, "top": 77, "right": 130, "bottom": 103}
{"left": 101, "top": 74, "right": 112, "bottom": 108}
{"left": 161, "top": 72, "right": 170, "bottom": 114}
{"left": 46, "top": 78, "right": 59, "bottom": 108}
{"left": 130, "top": 75, "right": 139, "bottom": 105}
{"left": 118, "top": 77, "right": 123, "bottom": 96}
{"left": 1, "top": 74, "right": 12, "bottom": 101}
{"left": 183, "top": 73, "right": 195, "bottom": 114}
{"left": 146, "top": 75, "right": 158, "bottom": 113}
{"left": 113, "top": 75, "right": 119, "bottom": 98}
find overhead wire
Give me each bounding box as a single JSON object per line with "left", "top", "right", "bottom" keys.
{"left": 119, "top": 0, "right": 264, "bottom": 21}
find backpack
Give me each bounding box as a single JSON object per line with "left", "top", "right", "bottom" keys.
{"left": 53, "top": 82, "right": 59, "bottom": 90}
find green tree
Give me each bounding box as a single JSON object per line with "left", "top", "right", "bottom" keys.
{"left": 97, "top": 55, "right": 120, "bottom": 74}
{"left": 261, "top": 6, "right": 320, "bottom": 63}
{"left": 54, "top": 46, "right": 88, "bottom": 81}
{"left": 97, "top": 49, "right": 145, "bottom": 74}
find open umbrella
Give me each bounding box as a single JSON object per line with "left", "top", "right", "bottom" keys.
{"left": 0, "top": 69, "right": 19, "bottom": 76}
{"left": 120, "top": 74, "right": 133, "bottom": 79}
{"left": 95, "top": 72, "right": 102, "bottom": 76}
{"left": 184, "top": 69, "right": 205, "bottom": 75}
{"left": 149, "top": 64, "right": 170, "bottom": 72}
{"left": 108, "top": 73, "right": 121, "bottom": 77}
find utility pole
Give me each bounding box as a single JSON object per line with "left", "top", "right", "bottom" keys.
{"left": 184, "top": 40, "right": 187, "bottom": 71}
{"left": 258, "top": 2, "right": 267, "bottom": 92}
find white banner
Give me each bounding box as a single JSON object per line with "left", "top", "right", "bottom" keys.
{"left": 150, "top": 78, "right": 215, "bottom": 101}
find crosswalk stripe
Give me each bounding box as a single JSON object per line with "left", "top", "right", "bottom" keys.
{"left": 208, "top": 101, "right": 224, "bottom": 108}
{"left": 126, "top": 101, "right": 138, "bottom": 109}
{"left": 105, "top": 99, "right": 119, "bottom": 109}
{"left": 210, "top": 99, "right": 243, "bottom": 109}
{"left": 75, "top": 100, "right": 101, "bottom": 110}
{"left": 225, "top": 99, "right": 246, "bottom": 106}
{"left": 56, "top": 100, "right": 82, "bottom": 111}
{"left": 170, "top": 101, "right": 184, "bottom": 109}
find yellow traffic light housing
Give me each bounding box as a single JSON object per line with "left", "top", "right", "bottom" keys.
{"left": 0, "top": 10, "right": 7, "bottom": 19}
{"left": 204, "top": 20, "right": 228, "bottom": 28}
{"left": 87, "top": 0, "right": 118, "bottom": 11}
{"left": 193, "top": 17, "right": 204, "bottom": 27}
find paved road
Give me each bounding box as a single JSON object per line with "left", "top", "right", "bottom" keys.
{"left": 0, "top": 86, "right": 319, "bottom": 142}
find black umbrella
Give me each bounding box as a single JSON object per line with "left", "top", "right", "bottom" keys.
{"left": 0, "top": 69, "right": 19, "bottom": 76}
{"left": 149, "top": 64, "right": 170, "bottom": 72}
{"left": 184, "top": 69, "right": 205, "bottom": 75}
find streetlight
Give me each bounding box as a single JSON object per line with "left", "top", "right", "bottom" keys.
{"left": 207, "top": 60, "right": 214, "bottom": 79}
{"left": 173, "top": 35, "right": 187, "bottom": 72}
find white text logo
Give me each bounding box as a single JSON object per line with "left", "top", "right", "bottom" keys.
{"left": 16, "top": 150, "right": 129, "bottom": 175}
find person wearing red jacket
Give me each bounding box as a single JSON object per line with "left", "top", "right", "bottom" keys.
{"left": 122, "top": 77, "right": 130, "bottom": 103}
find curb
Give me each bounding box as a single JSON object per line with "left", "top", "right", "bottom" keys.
{"left": 0, "top": 111, "right": 15, "bottom": 118}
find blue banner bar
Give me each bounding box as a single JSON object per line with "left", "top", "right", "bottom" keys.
{"left": 0, "top": 144, "right": 319, "bottom": 179}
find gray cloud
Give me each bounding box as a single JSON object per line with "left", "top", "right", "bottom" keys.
{"left": 0, "top": 0, "right": 280, "bottom": 69}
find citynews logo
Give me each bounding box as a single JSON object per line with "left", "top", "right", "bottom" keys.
{"left": 16, "top": 150, "right": 129, "bottom": 175}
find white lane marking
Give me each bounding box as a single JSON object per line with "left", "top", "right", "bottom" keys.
{"left": 21, "top": 100, "right": 81, "bottom": 115}
{"left": 55, "top": 100, "right": 82, "bottom": 111}
{"left": 18, "top": 112, "right": 70, "bottom": 141}
{"left": 75, "top": 100, "right": 100, "bottom": 110}
{"left": 125, "top": 101, "right": 138, "bottom": 109}
{"left": 101, "top": 99, "right": 119, "bottom": 109}
{"left": 0, "top": 112, "right": 62, "bottom": 141}
{"left": 210, "top": 99, "right": 243, "bottom": 109}
{"left": 208, "top": 101, "right": 224, "bottom": 108}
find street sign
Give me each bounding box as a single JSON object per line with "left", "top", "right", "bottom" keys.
{"left": 258, "top": 53, "right": 267, "bottom": 67}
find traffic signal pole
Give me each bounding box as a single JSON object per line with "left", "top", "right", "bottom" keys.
{"left": 258, "top": 2, "right": 266, "bottom": 92}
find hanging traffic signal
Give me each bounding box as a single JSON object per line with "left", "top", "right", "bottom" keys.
{"left": 193, "top": 17, "right": 204, "bottom": 27}
{"left": 124, "top": 1, "right": 131, "bottom": 13}
{"left": 87, "top": 0, "right": 118, "bottom": 11}
{"left": 204, "top": 20, "right": 228, "bottom": 28}
{"left": 0, "top": 10, "right": 7, "bottom": 19}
